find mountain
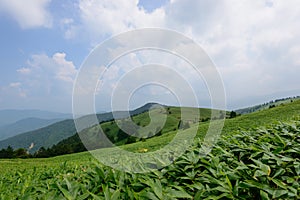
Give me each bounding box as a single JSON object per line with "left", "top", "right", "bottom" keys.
{"left": 0, "top": 118, "right": 63, "bottom": 141}
{"left": 0, "top": 103, "right": 163, "bottom": 152}
{"left": 48, "top": 98, "right": 300, "bottom": 158}
{"left": 235, "top": 96, "right": 300, "bottom": 114}
{"left": 34, "top": 105, "right": 215, "bottom": 157}
{"left": 0, "top": 109, "right": 71, "bottom": 127}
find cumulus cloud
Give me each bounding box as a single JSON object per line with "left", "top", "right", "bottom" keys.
{"left": 0, "top": 0, "right": 52, "bottom": 29}
{"left": 66, "top": 0, "right": 164, "bottom": 43}
{"left": 22, "top": 52, "right": 77, "bottom": 92}
{"left": 5, "top": 0, "right": 297, "bottom": 110}
{"left": 64, "top": 0, "right": 300, "bottom": 109}
{"left": 92, "top": 48, "right": 212, "bottom": 111}
{"left": 8, "top": 52, "right": 78, "bottom": 111}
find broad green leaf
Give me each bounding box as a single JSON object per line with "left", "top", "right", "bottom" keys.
{"left": 111, "top": 189, "right": 120, "bottom": 200}
{"left": 272, "top": 168, "right": 285, "bottom": 178}
{"left": 270, "top": 178, "right": 287, "bottom": 189}
{"left": 77, "top": 193, "right": 90, "bottom": 200}
{"left": 260, "top": 190, "right": 270, "bottom": 200}
{"left": 56, "top": 183, "right": 73, "bottom": 200}
{"left": 152, "top": 180, "right": 162, "bottom": 199}
{"left": 139, "top": 191, "right": 159, "bottom": 200}
{"left": 272, "top": 189, "right": 288, "bottom": 198}
{"left": 165, "top": 188, "right": 193, "bottom": 199}
{"left": 89, "top": 192, "right": 102, "bottom": 200}
{"left": 251, "top": 159, "right": 271, "bottom": 176}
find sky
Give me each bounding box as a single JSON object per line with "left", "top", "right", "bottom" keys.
{"left": 0, "top": 0, "right": 299, "bottom": 113}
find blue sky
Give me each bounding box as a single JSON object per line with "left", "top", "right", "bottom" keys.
{"left": 0, "top": 0, "right": 300, "bottom": 113}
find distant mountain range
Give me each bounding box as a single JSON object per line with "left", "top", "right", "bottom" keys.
{"left": 0, "top": 109, "right": 71, "bottom": 127}
{"left": 0, "top": 103, "right": 159, "bottom": 152}
{"left": 0, "top": 118, "right": 63, "bottom": 141}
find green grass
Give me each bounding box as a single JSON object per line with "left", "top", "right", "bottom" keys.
{"left": 73, "top": 106, "right": 213, "bottom": 148}
{"left": 0, "top": 100, "right": 300, "bottom": 199}
{"left": 235, "top": 96, "right": 300, "bottom": 114}
{"left": 122, "top": 99, "right": 300, "bottom": 153}
{"left": 102, "top": 106, "right": 212, "bottom": 138}
{"left": 1, "top": 120, "right": 299, "bottom": 199}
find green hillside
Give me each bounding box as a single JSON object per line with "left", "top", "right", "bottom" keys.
{"left": 111, "top": 99, "right": 300, "bottom": 154}
{"left": 33, "top": 106, "right": 215, "bottom": 157}
{"left": 0, "top": 119, "right": 76, "bottom": 152}
{"left": 235, "top": 96, "right": 300, "bottom": 114}
{"left": 0, "top": 117, "right": 63, "bottom": 141}
{"left": 0, "top": 103, "right": 163, "bottom": 152}
{"left": 0, "top": 99, "right": 299, "bottom": 199}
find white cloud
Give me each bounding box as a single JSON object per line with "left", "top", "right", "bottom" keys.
{"left": 0, "top": 0, "right": 52, "bottom": 29}
{"left": 17, "top": 67, "right": 31, "bottom": 74}
{"left": 9, "top": 82, "right": 21, "bottom": 88}
{"left": 56, "top": 0, "right": 300, "bottom": 109}
{"left": 166, "top": 0, "right": 300, "bottom": 108}
{"left": 0, "top": 82, "right": 27, "bottom": 102}
{"left": 52, "top": 53, "right": 77, "bottom": 83}
{"left": 24, "top": 52, "right": 77, "bottom": 91}
{"left": 5, "top": 52, "right": 78, "bottom": 111}
{"left": 66, "top": 0, "right": 165, "bottom": 43}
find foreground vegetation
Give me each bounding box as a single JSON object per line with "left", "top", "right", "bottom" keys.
{"left": 0, "top": 120, "right": 299, "bottom": 199}
{"left": 0, "top": 100, "right": 299, "bottom": 199}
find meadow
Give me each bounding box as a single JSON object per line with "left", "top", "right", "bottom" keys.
{"left": 0, "top": 100, "right": 299, "bottom": 199}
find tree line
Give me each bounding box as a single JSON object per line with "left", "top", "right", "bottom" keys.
{"left": 0, "top": 146, "right": 30, "bottom": 158}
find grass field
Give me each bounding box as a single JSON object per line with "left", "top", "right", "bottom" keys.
{"left": 0, "top": 100, "right": 299, "bottom": 199}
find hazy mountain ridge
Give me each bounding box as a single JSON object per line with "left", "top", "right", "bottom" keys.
{"left": 0, "top": 118, "right": 63, "bottom": 141}
{"left": 0, "top": 103, "right": 160, "bottom": 152}
{"left": 0, "top": 109, "right": 71, "bottom": 127}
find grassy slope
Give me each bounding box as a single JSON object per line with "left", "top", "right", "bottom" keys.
{"left": 93, "top": 106, "right": 212, "bottom": 141}
{"left": 0, "top": 100, "right": 299, "bottom": 198}
{"left": 0, "top": 106, "right": 214, "bottom": 170}
{"left": 122, "top": 99, "right": 300, "bottom": 153}
{"left": 223, "top": 99, "right": 300, "bottom": 133}
{"left": 235, "top": 96, "right": 300, "bottom": 114}
{"left": 1, "top": 99, "right": 299, "bottom": 171}
{"left": 45, "top": 106, "right": 214, "bottom": 153}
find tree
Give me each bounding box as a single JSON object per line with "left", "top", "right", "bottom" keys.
{"left": 269, "top": 105, "right": 275, "bottom": 109}
{"left": 0, "top": 147, "right": 13, "bottom": 158}
{"left": 117, "top": 129, "right": 129, "bottom": 142}
{"left": 6, "top": 146, "right": 14, "bottom": 158}
{"left": 35, "top": 147, "right": 49, "bottom": 158}
{"left": 14, "top": 148, "right": 29, "bottom": 158}
{"left": 125, "top": 136, "right": 136, "bottom": 144}
{"left": 230, "top": 111, "right": 237, "bottom": 118}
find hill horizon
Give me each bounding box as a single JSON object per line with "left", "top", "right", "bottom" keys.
{"left": 0, "top": 96, "right": 299, "bottom": 154}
